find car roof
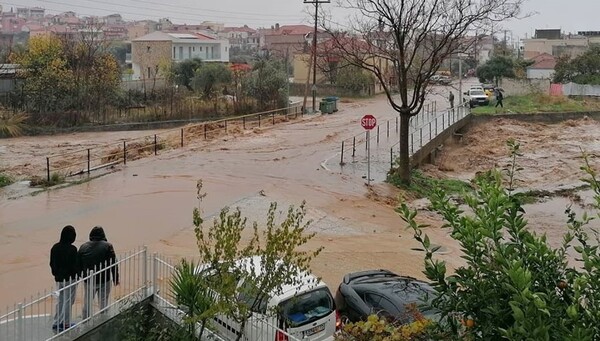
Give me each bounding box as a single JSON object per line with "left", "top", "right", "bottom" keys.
{"left": 344, "top": 270, "right": 433, "bottom": 301}
{"left": 199, "top": 256, "right": 328, "bottom": 304}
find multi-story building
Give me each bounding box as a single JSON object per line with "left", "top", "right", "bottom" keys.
{"left": 523, "top": 29, "right": 600, "bottom": 59}
{"left": 259, "top": 24, "right": 326, "bottom": 58}
{"left": 219, "top": 25, "right": 260, "bottom": 52}
{"left": 130, "top": 31, "right": 230, "bottom": 80}
{"left": 16, "top": 7, "right": 45, "bottom": 20}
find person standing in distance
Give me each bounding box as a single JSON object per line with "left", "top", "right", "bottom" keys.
{"left": 78, "top": 226, "right": 119, "bottom": 319}
{"left": 495, "top": 89, "right": 504, "bottom": 108}
{"left": 448, "top": 91, "right": 455, "bottom": 111}
{"left": 50, "top": 225, "right": 79, "bottom": 331}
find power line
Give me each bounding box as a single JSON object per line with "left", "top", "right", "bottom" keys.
{"left": 8, "top": 0, "right": 307, "bottom": 26}
{"left": 125, "top": 0, "right": 303, "bottom": 18}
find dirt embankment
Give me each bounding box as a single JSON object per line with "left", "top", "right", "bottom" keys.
{"left": 432, "top": 117, "right": 600, "bottom": 189}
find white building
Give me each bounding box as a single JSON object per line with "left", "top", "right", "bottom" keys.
{"left": 131, "top": 31, "right": 230, "bottom": 80}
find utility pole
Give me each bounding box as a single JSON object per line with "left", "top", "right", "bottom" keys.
{"left": 303, "top": 0, "right": 330, "bottom": 113}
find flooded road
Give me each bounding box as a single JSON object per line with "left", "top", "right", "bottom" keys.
{"left": 0, "top": 90, "right": 462, "bottom": 306}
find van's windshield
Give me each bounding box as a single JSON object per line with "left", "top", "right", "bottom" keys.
{"left": 279, "top": 288, "right": 334, "bottom": 327}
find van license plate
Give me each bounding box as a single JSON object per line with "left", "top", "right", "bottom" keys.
{"left": 304, "top": 323, "right": 325, "bottom": 336}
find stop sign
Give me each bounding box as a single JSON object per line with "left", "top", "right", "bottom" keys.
{"left": 361, "top": 114, "right": 377, "bottom": 130}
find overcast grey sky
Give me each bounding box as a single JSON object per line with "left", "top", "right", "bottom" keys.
{"left": 8, "top": 0, "right": 600, "bottom": 39}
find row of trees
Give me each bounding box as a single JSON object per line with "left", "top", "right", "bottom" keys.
{"left": 12, "top": 35, "right": 121, "bottom": 119}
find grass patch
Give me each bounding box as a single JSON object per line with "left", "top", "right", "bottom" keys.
{"left": 29, "top": 172, "right": 66, "bottom": 188}
{"left": 388, "top": 170, "right": 472, "bottom": 198}
{"left": 472, "top": 94, "right": 600, "bottom": 115}
{"left": 512, "top": 184, "right": 590, "bottom": 205}
{"left": 0, "top": 173, "right": 12, "bottom": 188}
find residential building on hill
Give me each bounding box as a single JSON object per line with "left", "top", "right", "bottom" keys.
{"left": 219, "top": 25, "right": 260, "bottom": 52}
{"left": 130, "top": 31, "right": 230, "bottom": 80}
{"left": 259, "top": 23, "right": 326, "bottom": 58}
{"left": 526, "top": 53, "right": 557, "bottom": 79}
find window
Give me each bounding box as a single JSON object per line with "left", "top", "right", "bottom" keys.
{"left": 199, "top": 46, "right": 203, "bottom": 51}
{"left": 279, "top": 288, "right": 334, "bottom": 327}
{"left": 237, "top": 280, "right": 268, "bottom": 314}
{"left": 179, "top": 46, "right": 183, "bottom": 60}
{"left": 173, "top": 46, "right": 176, "bottom": 59}
{"left": 188, "top": 46, "right": 192, "bottom": 58}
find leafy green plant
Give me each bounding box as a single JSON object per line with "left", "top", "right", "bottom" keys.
{"left": 192, "top": 180, "right": 322, "bottom": 341}
{"left": 170, "top": 259, "right": 216, "bottom": 338}
{"left": 398, "top": 140, "right": 600, "bottom": 340}
{"left": 0, "top": 173, "right": 12, "bottom": 187}
{"left": 336, "top": 312, "right": 432, "bottom": 341}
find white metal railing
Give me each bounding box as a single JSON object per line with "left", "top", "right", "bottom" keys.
{"left": 0, "top": 247, "right": 148, "bottom": 341}
{"left": 0, "top": 249, "right": 304, "bottom": 341}
{"left": 152, "top": 254, "right": 301, "bottom": 341}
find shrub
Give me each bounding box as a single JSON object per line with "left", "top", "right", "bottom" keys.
{"left": 398, "top": 140, "right": 600, "bottom": 340}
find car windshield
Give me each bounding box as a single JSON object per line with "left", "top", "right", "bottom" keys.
{"left": 470, "top": 90, "right": 484, "bottom": 96}
{"left": 279, "top": 288, "right": 334, "bottom": 327}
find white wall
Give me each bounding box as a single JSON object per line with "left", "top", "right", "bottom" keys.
{"left": 527, "top": 68, "right": 554, "bottom": 80}
{"left": 172, "top": 41, "right": 230, "bottom": 62}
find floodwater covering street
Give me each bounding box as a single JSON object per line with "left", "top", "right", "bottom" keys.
{"left": 0, "top": 88, "right": 459, "bottom": 306}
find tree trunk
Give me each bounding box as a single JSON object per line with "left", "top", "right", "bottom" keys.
{"left": 397, "top": 113, "right": 411, "bottom": 185}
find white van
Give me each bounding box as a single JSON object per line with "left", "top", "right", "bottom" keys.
{"left": 202, "top": 257, "right": 339, "bottom": 341}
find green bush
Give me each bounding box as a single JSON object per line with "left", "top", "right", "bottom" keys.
{"left": 398, "top": 140, "right": 600, "bottom": 340}
{"left": 0, "top": 173, "right": 12, "bottom": 187}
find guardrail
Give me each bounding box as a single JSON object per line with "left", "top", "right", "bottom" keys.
{"left": 44, "top": 103, "right": 303, "bottom": 182}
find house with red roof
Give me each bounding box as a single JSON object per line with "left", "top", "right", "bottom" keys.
{"left": 219, "top": 25, "right": 260, "bottom": 52}
{"left": 259, "top": 23, "right": 326, "bottom": 58}
{"left": 526, "top": 53, "right": 557, "bottom": 79}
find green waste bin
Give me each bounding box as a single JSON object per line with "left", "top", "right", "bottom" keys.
{"left": 319, "top": 100, "right": 334, "bottom": 114}
{"left": 323, "top": 96, "right": 339, "bottom": 112}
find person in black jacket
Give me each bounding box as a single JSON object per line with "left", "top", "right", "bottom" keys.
{"left": 50, "top": 225, "right": 79, "bottom": 331}
{"left": 78, "top": 226, "right": 119, "bottom": 319}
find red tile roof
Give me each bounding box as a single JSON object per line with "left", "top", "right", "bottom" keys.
{"left": 529, "top": 59, "right": 557, "bottom": 69}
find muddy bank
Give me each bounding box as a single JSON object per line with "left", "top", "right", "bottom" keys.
{"left": 423, "top": 116, "right": 600, "bottom": 247}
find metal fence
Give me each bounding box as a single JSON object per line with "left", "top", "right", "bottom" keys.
{"left": 44, "top": 104, "right": 303, "bottom": 182}
{"left": 0, "top": 249, "right": 301, "bottom": 341}
{"left": 0, "top": 247, "right": 148, "bottom": 341}
{"left": 336, "top": 102, "right": 470, "bottom": 181}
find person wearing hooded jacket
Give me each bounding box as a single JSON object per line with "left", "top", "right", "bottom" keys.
{"left": 50, "top": 225, "right": 79, "bottom": 331}
{"left": 78, "top": 226, "right": 119, "bottom": 319}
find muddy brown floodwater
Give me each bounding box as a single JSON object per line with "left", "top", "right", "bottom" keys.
{"left": 0, "top": 91, "right": 459, "bottom": 306}
{"left": 3, "top": 87, "right": 595, "bottom": 309}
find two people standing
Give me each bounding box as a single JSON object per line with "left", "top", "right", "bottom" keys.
{"left": 49, "top": 225, "right": 119, "bottom": 331}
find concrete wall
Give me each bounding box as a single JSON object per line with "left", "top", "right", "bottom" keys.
{"left": 499, "top": 78, "right": 550, "bottom": 96}
{"left": 131, "top": 40, "right": 171, "bottom": 80}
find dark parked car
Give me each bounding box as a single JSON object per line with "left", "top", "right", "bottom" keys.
{"left": 335, "top": 270, "right": 438, "bottom": 324}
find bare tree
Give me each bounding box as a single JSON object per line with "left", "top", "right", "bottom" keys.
{"left": 325, "top": 0, "right": 524, "bottom": 184}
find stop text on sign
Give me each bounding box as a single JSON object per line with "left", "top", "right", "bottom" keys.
{"left": 361, "top": 114, "right": 377, "bottom": 130}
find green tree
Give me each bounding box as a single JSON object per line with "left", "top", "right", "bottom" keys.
{"left": 336, "top": 64, "right": 374, "bottom": 95}
{"left": 553, "top": 45, "right": 600, "bottom": 85}
{"left": 173, "top": 58, "right": 203, "bottom": 91}
{"left": 244, "top": 59, "right": 288, "bottom": 110}
{"left": 192, "top": 63, "right": 232, "bottom": 99}
{"left": 192, "top": 180, "right": 321, "bottom": 341}
{"left": 12, "top": 35, "right": 75, "bottom": 114}
{"left": 398, "top": 140, "right": 600, "bottom": 340}
{"left": 476, "top": 55, "right": 515, "bottom": 85}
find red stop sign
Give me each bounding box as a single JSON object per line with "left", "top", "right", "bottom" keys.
{"left": 361, "top": 114, "right": 377, "bottom": 130}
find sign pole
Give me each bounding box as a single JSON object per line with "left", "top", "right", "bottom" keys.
{"left": 367, "top": 130, "right": 371, "bottom": 186}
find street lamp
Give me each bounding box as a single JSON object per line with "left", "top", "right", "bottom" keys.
{"left": 303, "top": 0, "right": 330, "bottom": 113}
